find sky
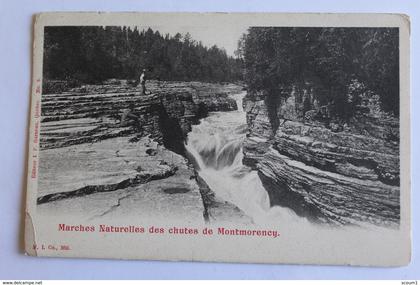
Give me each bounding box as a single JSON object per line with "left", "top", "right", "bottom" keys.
{"left": 134, "top": 24, "right": 249, "bottom": 56}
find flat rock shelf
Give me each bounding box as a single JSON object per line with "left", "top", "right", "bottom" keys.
{"left": 37, "top": 80, "right": 250, "bottom": 225}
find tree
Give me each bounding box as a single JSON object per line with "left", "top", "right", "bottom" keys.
{"left": 43, "top": 26, "right": 243, "bottom": 89}
{"left": 240, "top": 27, "right": 399, "bottom": 128}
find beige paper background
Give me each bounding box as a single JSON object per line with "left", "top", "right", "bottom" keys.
{"left": 25, "top": 12, "right": 411, "bottom": 266}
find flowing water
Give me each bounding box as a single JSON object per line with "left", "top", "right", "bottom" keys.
{"left": 185, "top": 91, "right": 306, "bottom": 226}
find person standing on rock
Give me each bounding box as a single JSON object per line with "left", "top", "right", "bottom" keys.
{"left": 139, "top": 69, "right": 147, "bottom": 95}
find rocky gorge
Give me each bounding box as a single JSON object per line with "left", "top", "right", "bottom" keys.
{"left": 37, "top": 80, "right": 249, "bottom": 224}
{"left": 37, "top": 79, "right": 400, "bottom": 228}
{"left": 242, "top": 87, "right": 400, "bottom": 227}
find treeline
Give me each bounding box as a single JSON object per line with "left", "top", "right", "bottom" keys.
{"left": 43, "top": 26, "right": 242, "bottom": 84}
{"left": 240, "top": 27, "right": 399, "bottom": 118}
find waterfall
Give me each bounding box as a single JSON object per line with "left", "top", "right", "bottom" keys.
{"left": 185, "top": 91, "right": 306, "bottom": 226}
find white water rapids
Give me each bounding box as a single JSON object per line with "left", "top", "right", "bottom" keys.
{"left": 185, "top": 92, "right": 307, "bottom": 226}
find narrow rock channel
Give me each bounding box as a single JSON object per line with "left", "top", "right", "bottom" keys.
{"left": 37, "top": 81, "right": 249, "bottom": 224}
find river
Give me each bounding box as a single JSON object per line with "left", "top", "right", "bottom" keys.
{"left": 185, "top": 91, "right": 306, "bottom": 226}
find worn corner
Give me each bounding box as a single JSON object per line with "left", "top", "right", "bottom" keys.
{"left": 24, "top": 212, "right": 38, "bottom": 257}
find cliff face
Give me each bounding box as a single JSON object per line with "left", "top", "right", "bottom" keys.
{"left": 40, "top": 80, "right": 238, "bottom": 153}
{"left": 243, "top": 90, "right": 400, "bottom": 227}
{"left": 38, "top": 80, "right": 246, "bottom": 224}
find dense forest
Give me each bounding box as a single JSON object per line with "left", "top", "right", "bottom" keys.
{"left": 43, "top": 26, "right": 399, "bottom": 121}
{"left": 239, "top": 27, "right": 399, "bottom": 118}
{"left": 43, "top": 26, "right": 242, "bottom": 85}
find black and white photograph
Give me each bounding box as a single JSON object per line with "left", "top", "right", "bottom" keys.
{"left": 24, "top": 13, "right": 410, "bottom": 265}
{"left": 36, "top": 23, "right": 400, "bottom": 227}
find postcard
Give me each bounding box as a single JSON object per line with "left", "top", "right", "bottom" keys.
{"left": 25, "top": 12, "right": 411, "bottom": 266}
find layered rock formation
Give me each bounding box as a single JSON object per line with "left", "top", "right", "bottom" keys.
{"left": 243, "top": 89, "right": 400, "bottom": 227}
{"left": 40, "top": 80, "right": 238, "bottom": 153}
{"left": 38, "top": 80, "right": 247, "bottom": 224}
{"left": 37, "top": 136, "right": 206, "bottom": 223}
